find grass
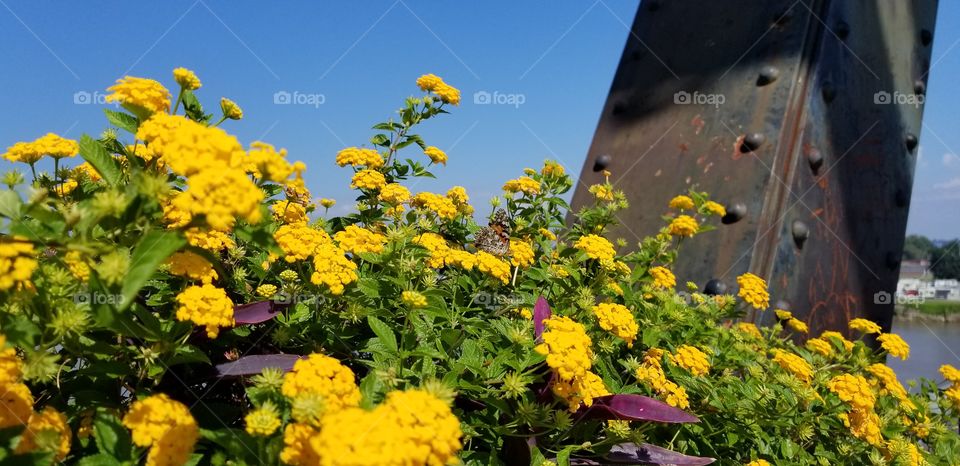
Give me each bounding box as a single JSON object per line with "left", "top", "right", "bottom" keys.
{"left": 899, "top": 300, "right": 960, "bottom": 315}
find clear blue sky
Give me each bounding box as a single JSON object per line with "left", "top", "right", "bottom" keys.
{"left": 1, "top": 1, "right": 957, "bottom": 239}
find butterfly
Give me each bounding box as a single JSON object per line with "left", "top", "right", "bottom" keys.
{"left": 475, "top": 209, "right": 512, "bottom": 256}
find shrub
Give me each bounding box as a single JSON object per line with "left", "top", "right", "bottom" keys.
{"left": 0, "top": 69, "right": 958, "bottom": 465}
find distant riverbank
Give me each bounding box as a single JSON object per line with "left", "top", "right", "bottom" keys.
{"left": 888, "top": 316, "right": 960, "bottom": 385}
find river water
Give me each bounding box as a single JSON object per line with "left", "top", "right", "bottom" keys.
{"left": 887, "top": 318, "right": 960, "bottom": 385}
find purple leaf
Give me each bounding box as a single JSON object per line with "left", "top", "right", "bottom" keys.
{"left": 534, "top": 296, "right": 551, "bottom": 341}
{"left": 215, "top": 354, "right": 304, "bottom": 377}
{"left": 580, "top": 394, "right": 700, "bottom": 423}
{"left": 605, "top": 443, "right": 715, "bottom": 465}
{"left": 234, "top": 300, "right": 286, "bottom": 324}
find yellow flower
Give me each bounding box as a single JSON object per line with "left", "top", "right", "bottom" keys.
{"left": 668, "top": 195, "right": 694, "bottom": 210}
{"left": 72, "top": 161, "right": 102, "bottom": 182}
{"left": 786, "top": 318, "right": 809, "bottom": 334}
{"left": 945, "top": 385, "right": 960, "bottom": 408}
{"left": 272, "top": 200, "right": 308, "bottom": 224}
{"left": 673, "top": 345, "right": 711, "bottom": 376}
{"left": 15, "top": 407, "right": 71, "bottom": 460}
{"left": 424, "top": 146, "right": 448, "bottom": 165}
{"left": 175, "top": 284, "right": 235, "bottom": 338}
{"left": 106, "top": 76, "right": 171, "bottom": 117}
{"left": 247, "top": 141, "right": 294, "bottom": 182}
{"left": 503, "top": 176, "right": 541, "bottom": 196}
{"left": 552, "top": 370, "right": 609, "bottom": 412}
{"left": 821, "top": 331, "right": 855, "bottom": 352}
{"left": 574, "top": 234, "right": 616, "bottom": 262}
{"left": 771, "top": 349, "right": 813, "bottom": 383}
{"left": 281, "top": 354, "right": 361, "bottom": 415}
{"left": 884, "top": 438, "right": 924, "bottom": 466}
{"left": 828, "top": 374, "right": 876, "bottom": 411}
{"left": 535, "top": 316, "right": 593, "bottom": 381}
{"left": 539, "top": 228, "right": 557, "bottom": 241}
{"left": 509, "top": 241, "right": 535, "bottom": 268}
{"left": 0, "top": 383, "right": 33, "bottom": 429}
{"left": 280, "top": 423, "right": 320, "bottom": 466}
{"left": 336, "top": 147, "right": 384, "bottom": 169}
{"left": 0, "top": 237, "right": 38, "bottom": 291}
{"left": 310, "top": 243, "right": 358, "bottom": 295}
{"left": 136, "top": 113, "right": 247, "bottom": 176}
{"left": 541, "top": 160, "right": 565, "bottom": 177}
{"left": 940, "top": 364, "right": 960, "bottom": 384}
{"left": 2, "top": 133, "right": 79, "bottom": 164}
{"left": 414, "top": 232, "right": 450, "bottom": 268}
{"left": 736, "top": 273, "right": 770, "bottom": 310}
{"left": 704, "top": 201, "right": 726, "bottom": 216}
{"left": 256, "top": 284, "right": 278, "bottom": 298}
{"left": 53, "top": 178, "right": 79, "bottom": 196}
{"left": 774, "top": 309, "right": 793, "bottom": 320}
{"left": 416, "top": 73, "right": 461, "bottom": 105}
{"left": 446, "top": 186, "right": 471, "bottom": 213}
{"left": 380, "top": 183, "right": 412, "bottom": 205}
{"left": 220, "top": 97, "right": 243, "bottom": 120}
{"left": 411, "top": 192, "right": 458, "bottom": 220}
{"left": 173, "top": 67, "right": 201, "bottom": 90}
{"left": 245, "top": 404, "right": 281, "bottom": 437}
{"left": 866, "top": 363, "right": 909, "bottom": 402}
{"left": 169, "top": 168, "right": 264, "bottom": 232}
{"left": 475, "top": 251, "right": 511, "bottom": 284}
{"left": 649, "top": 266, "right": 676, "bottom": 289}
{"left": 589, "top": 184, "right": 615, "bottom": 201}
{"left": 274, "top": 224, "right": 331, "bottom": 262}
{"left": 0, "top": 336, "right": 23, "bottom": 386}
{"left": 515, "top": 308, "right": 533, "bottom": 319}
{"left": 745, "top": 461, "right": 771, "bottom": 466}
{"left": 122, "top": 394, "right": 199, "bottom": 466}
{"left": 878, "top": 333, "right": 910, "bottom": 360}
{"left": 401, "top": 290, "right": 428, "bottom": 308}
{"left": 735, "top": 322, "right": 763, "bottom": 339}
{"left": 335, "top": 225, "right": 386, "bottom": 255}
{"left": 849, "top": 318, "right": 882, "bottom": 334}
{"left": 320, "top": 198, "right": 336, "bottom": 209}
{"left": 838, "top": 408, "right": 882, "bottom": 446}
{"left": 166, "top": 251, "right": 218, "bottom": 284}
{"left": 592, "top": 303, "right": 638, "bottom": 347}
{"left": 350, "top": 169, "right": 387, "bottom": 191}
{"left": 668, "top": 215, "right": 699, "bottom": 237}
{"left": 805, "top": 337, "right": 833, "bottom": 356}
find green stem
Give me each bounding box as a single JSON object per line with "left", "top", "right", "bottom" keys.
{"left": 172, "top": 88, "right": 185, "bottom": 114}
{"left": 212, "top": 115, "right": 228, "bottom": 127}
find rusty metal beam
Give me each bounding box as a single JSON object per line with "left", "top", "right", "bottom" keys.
{"left": 572, "top": 0, "right": 938, "bottom": 335}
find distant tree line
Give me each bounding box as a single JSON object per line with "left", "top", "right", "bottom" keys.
{"left": 903, "top": 234, "right": 960, "bottom": 280}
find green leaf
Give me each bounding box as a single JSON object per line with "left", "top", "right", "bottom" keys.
{"left": 75, "top": 454, "right": 121, "bottom": 466}
{"left": 556, "top": 445, "right": 577, "bottom": 466}
{"left": 93, "top": 410, "right": 133, "bottom": 460}
{"left": 79, "top": 134, "right": 122, "bottom": 186}
{"left": 182, "top": 90, "right": 212, "bottom": 124}
{"left": 0, "top": 191, "right": 20, "bottom": 219}
{"left": 367, "top": 316, "right": 398, "bottom": 353}
{"left": 356, "top": 278, "right": 381, "bottom": 298}
{"left": 120, "top": 230, "right": 186, "bottom": 310}
{"left": 103, "top": 109, "right": 139, "bottom": 134}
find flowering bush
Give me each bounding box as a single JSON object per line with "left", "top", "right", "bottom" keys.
{"left": 1, "top": 69, "right": 959, "bottom": 465}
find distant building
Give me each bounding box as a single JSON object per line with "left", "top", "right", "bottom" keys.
{"left": 896, "top": 261, "right": 960, "bottom": 301}
{"left": 899, "top": 259, "right": 931, "bottom": 280}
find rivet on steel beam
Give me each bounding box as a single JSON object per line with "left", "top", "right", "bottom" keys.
{"left": 886, "top": 251, "right": 901, "bottom": 270}
{"left": 905, "top": 133, "right": 918, "bottom": 152}
{"left": 807, "top": 148, "right": 823, "bottom": 173}
{"left": 593, "top": 154, "right": 612, "bottom": 172}
{"left": 914, "top": 80, "right": 927, "bottom": 96}
{"left": 835, "top": 21, "right": 850, "bottom": 39}
{"left": 740, "top": 133, "right": 766, "bottom": 153}
{"left": 703, "top": 279, "right": 727, "bottom": 296}
{"left": 721, "top": 203, "right": 747, "bottom": 224}
{"left": 792, "top": 220, "right": 810, "bottom": 249}
{"left": 895, "top": 189, "right": 908, "bottom": 208}
{"left": 822, "top": 82, "right": 836, "bottom": 103}
{"left": 757, "top": 66, "right": 780, "bottom": 86}
{"left": 921, "top": 29, "right": 933, "bottom": 46}
{"left": 646, "top": 0, "right": 661, "bottom": 12}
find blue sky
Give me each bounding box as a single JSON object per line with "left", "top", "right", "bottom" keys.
{"left": 1, "top": 1, "right": 958, "bottom": 239}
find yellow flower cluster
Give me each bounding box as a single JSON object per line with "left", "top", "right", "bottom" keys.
{"left": 256, "top": 284, "right": 278, "bottom": 298}
{"left": 771, "top": 349, "right": 812, "bottom": 383}
{"left": 821, "top": 331, "right": 854, "bottom": 352}
{"left": 475, "top": 251, "right": 511, "bottom": 284}
{"left": 828, "top": 374, "right": 882, "bottom": 445}
{"left": 668, "top": 195, "right": 694, "bottom": 210}
{"left": 106, "top": 76, "right": 172, "bottom": 116}
{"left": 589, "top": 184, "right": 615, "bottom": 201}
{"left": 774, "top": 309, "right": 792, "bottom": 320}
{"left": 849, "top": 318, "right": 882, "bottom": 334}
{"left": 414, "top": 232, "right": 449, "bottom": 268}
{"left": 503, "top": 176, "right": 541, "bottom": 195}
{"left": 247, "top": 141, "right": 296, "bottom": 182}
{"left": 380, "top": 183, "right": 412, "bottom": 205}
{"left": 635, "top": 349, "right": 689, "bottom": 409}
{"left": 704, "top": 201, "right": 726, "bottom": 216}
{"left": 941, "top": 364, "right": 960, "bottom": 384}
{"left": 736, "top": 273, "right": 770, "bottom": 310}
{"left": 245, "top": 405, "right": 281, "bottom": 437}
{"left": 175, "top": 284, "right": 235, "bottom": 338}
{"left": 166, "top": 251, "right": 218, "bottom": 284}
{"left": 509, "top": 241, "right": 535, "bottom": 268}
{"left": 221, "top": 97, "right": 243, "bottom": 120}
{"left": 668, "top": 215, "right": 699, "bottom": 237}
{"left": 311, "top": 243, "right": 358, "bottom": 295}
{"left": 272, "top": 200, "right": 309, "bottom": 224}
{"left": 866, "top": 363, "right": 909, "bottom": 403}
{"left": 349, "top": 169, "right": 387, "bottom": 191}
{"left": 336, "top": 147, "right": 384, "bottom": 169}
{"left": 673, "top": 345, "right": 710, "bottom": 376}
{"left": 805, "top": 337, "right": 832, "bottom": 356}
{"left": 122, "top": 394, "right": 199, "bottom": 466}
{"left": 745, "top": 461, "right": 770, "bottom": 466}
{"left": 446, "top": 186, "right": 471, "bottom": 214}
{"left": 401, "top": 290, "right": 427, "bottom": 308}
{"left": 424, "top": 146, "right": 448, "bottom": 165}
{"left": 168, "top": 169, "right": 264, "bottom": 231}
{"left": 275, "top": 224, "right": 331, "bottom": 263}
{"left": 15, "top": 407, "right": 72, "bottom": 460}
{"left": 591, "top": 303, "right": 638, "bottom": 347}
{"left": 282, "top": 354, "right": 361, "bottom": 415}
{"left": 0, "top": 237, "right": 37, "bottom": 291}
{"left": 416, "top": 73, "right": 461, "bottom": 105}
{"left": 786, "top": 318, "right": 808, "bottom": 334}
{"left": 877, "top": 333, "right": 910, "bottom": 360}
{"left": 535, "top": 316, "right": 593, "bottom": 381}
{"left": 2, "top": 133, "right": 79, "bottom": 164}
{"left": 137, "top": 114, "right": 237, "bottom": 175}
{"left": 551, "top": 371, "right": 610, "bottom": 412}
{"left": 542, "top": 160, "right": 565, "bottom": 177}
{"left": 735, "top": 322, "right": 763, "bottom": 339}
{"left": 173, "top": 67, "right": 201, "bottom": 90}
{"left": 334, "top": 225, "right": 386, "bottom": 255}
{"left": 412, "top": 192, "right": 458, "bottom": 220}
{"left": 574, "top": 234, "right": 616, "bottom": 262}
{"left": 649, "top": 266, "right": 676, "bottom": 289}
{"left": 884, "top": 438, "right": 924, "bottom": 466}
{"left": 64, "top": 250, "right": 90, "bottom": 282}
